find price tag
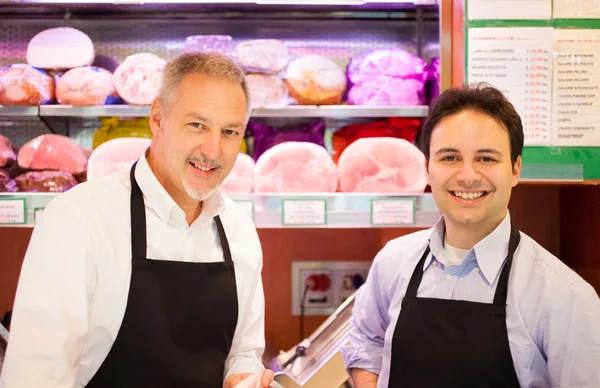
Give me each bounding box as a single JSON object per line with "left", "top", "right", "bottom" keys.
{"left": 0, "top": 322, "right": 9, "bottom": 342}
{"left": 0, "top": 198, "right": 27, "bottom": 225}
{"left": 282, "top": 199, "right": 327, "bottom": 226}
{"left": 234, "top": 200, "right": 254, "bottom": 221}
{"left": 371, "top": 199, "right": 416, "bottom": 225}
{"left": 34, "top": 207, "right": 45, "bottom": 224}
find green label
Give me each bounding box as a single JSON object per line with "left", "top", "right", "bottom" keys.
{"left": 0, "top": 198, "right": 27, "bottom": 225}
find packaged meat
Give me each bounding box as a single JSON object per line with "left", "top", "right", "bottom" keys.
{"left": 27, "top": 27, "right": 95, "bottom": 70}
{"left": 219, "top": 153, "right": 255, "bottom": 193}
{"left": 0, "top": 169, "right": 18, "bottom": 193}
{"left": 15, "top": 170, "right": 78, "bottom": 193}
{"left": 331, "top": 118, "right": 422, "bottom": 164}
{"left": 0, "top": 135, "right": 17, "bottom": 168}
{"left": 248, "top": 120, "right": 325, "bottom": 161}
{"left": 347, "top": 48, "right": 428, "bottom": 82}
{"left": 56, "top": 66, "right": 121, "bottom": 106}
{"left": 246, "top": 74, "right": 289, "bottom": 109}
{"left": 235, "top": 39, "right": 289, "bottom": 74}
{"left": 427, "top": 57, "right": 441, "bottom": 103}
{"left": 0, "top": 64, "right": 54, "bottom": 106}
{"left": 254, "top": 142, "right": 337, "bottom": 193}
{"left": 92, "top": 117, "right": 153, "bottom": 149}
{"left": 347, "top": 76, "right": 427, "bottom": 106}
{"left": 113, "top": 53, "right": 166, "bottom": 105}
{"left": 284, "top": 55, "right": 347, "bottom": 105}
{"left": 234, "top": 371, "right": 263, "bottom": 388}
{"left": 87, "top": 137, "right": 151, "bottom": 180}
{"left": 18, "top": 134, "right": 89, "bottom": 175}
{"left": 337, "top": 137, "right": 427, "bottom": 193}
{"left": 185, "top": 35, "right": 235, "bottom": 58}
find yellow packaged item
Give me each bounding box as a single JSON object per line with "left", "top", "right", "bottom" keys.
{"left": 93, "top": 117, "right": 153, "bottom": 149}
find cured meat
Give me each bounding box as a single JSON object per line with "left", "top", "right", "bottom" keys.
{"left": 337, "top": 137, "right": 427, "bottom": 193}
{"left": 56, "top": 66, "right": 120, "bottom": 106}
{"left": 185, "top": 35, "right": 235, "bottom": 58}
{"left": 347, "top": 48, "right": 428, "bottom": 82}
{"left": 219, "top": 153, "right": 255, "bottom": 193}
{"left": 0, "top": 64, "right": 54, "bottom": 106}
{"left": 246, "top": 74, "right": 288, "bottom": 108}
{"left": 235, "top": 39, "right": 289, "bottom": 74}
{"left": 254, "top": 142, "right": 337, "bottom": 193}
{"left": 347, "top": 76, "right": 426, "bottom": 106}
{"left": 285, "top": 55, "right": 347, "bottom": 105}
{"left": 0, "top": 169, "right": 18, "bottom": 193}
{"left": 113, "top": 53, "right": 166, "bottom": 105}
{"left": 248, "top": 120, "right": 325, "bottom": 161}
{"left": 0, "top": 135, "right": 17, "bottom": 168}
{"left": 18, "top": 134, "right": 89, "bottom": 175}
{"left": 87, "top": 137, "right": 151, "bottom": 180}
{"left": 15, "top": 170, "right": 78, "bottom": 193}
{"left": 27, "top": 27, "right": 95, "bottom": 70}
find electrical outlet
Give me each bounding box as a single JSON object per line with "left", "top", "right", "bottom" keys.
{"left": 300, "top": 269, "right": 334, "bottom": 309}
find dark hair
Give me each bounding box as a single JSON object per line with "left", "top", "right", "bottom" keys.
{"left": 419, "top": 82, "right": 524, "bottom": 167}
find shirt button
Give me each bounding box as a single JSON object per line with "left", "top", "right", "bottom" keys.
{"left": 475, "top": 267, "right": 481, "bottom": 273}
{"left": 432, "top": 261, "right": 438, "bottom": 266}
{"left": 445, "top": 274, "right": 452, "bottom": 280}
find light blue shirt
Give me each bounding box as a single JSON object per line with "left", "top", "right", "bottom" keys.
{"left": 341, "top": 211, "right": 600, "bottom": 388}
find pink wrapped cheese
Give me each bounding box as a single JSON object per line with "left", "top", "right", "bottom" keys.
{"left": 113, "top": 53, "right": 166, "bottom": 105}
{"left": 337, "top": 137, "right": 427, "bottom": 193}
{"left": 0, "top": 64, "right": 54, "bottom": 106}
{"left": 254, "top": 142, "right": 337, "bottom": 193}
{"left": 27, "top": 27, "right": 95, "bottom": 70}
{"left": 0, "top": 135, "right": 17, "bottom": 168}
{"left": 56, "top": 66, "right": 120, "bottom": 106}
{"left": 87, "top": 137, "right": 151, "bottom": 180}
{"left": 285, "top": 55, "right": 347, "bottom": 105}
{"left": 235, "top": 39, "right": 289, "bottom": 74}
{"left": 246, "top": 74, "right": 288, "bottom": 108}
{"left": 220, "top": 153, "right": 255, "bottom": 193}
{"left": 18, "top": 134, "right": 89, "bottom": 175}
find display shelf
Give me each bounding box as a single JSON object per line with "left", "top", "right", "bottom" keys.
{"left": 39, "top": 105, "right": 150, "bottom": 118}
{"left": 0, "top": 192, "right": 440, "bottom": 229}
{"left": 0, "top": 106, "right": 39, "bottom": 119}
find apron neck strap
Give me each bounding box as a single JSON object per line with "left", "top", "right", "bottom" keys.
{"left": 214, "top": 215, "right": 233, "bottom": 263}
{"left": 130, "top": 161, "right": 147, "bottom": 260}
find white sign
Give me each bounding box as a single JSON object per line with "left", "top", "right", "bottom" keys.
{"left": 553, "top": 29, "right": 600, "bottom": 146}
{"left": 0, "top": 323, "right": 8, "bottom": 342}
{"left": 234, "top": 200, "right": 254, "bottom": 221}
{"left": 371, "top": 199, "right": 415, "bottom": 225}
{"left": 282, "top": 200, "right": 326, "bottom": 226}
{"left": 34, "top": 208, "right": 45, "bottom": 224}
{"left": 554, "top": 0, "right": 600, "bottom": 19}
{"left": 0, "top": 199, "right": 26, "bottom": 225}
{"left": 469, "top": 27, "right": 554, "bottom": 145}
{"left": 468, "top": 0, "right": 551, "bottom": 20}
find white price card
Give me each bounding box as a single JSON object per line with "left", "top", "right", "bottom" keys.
{"left": 234, "top": 200, "right": 254, "bottom": 222}
{"left": 554, "top": 0, "right": 600, "bottom": 19}
{"left": 0, "top": 198, "right": 26, "bottom": 225}
{"left": 468, "top": 0, "right": 551, "bottom": 20}
{"left": 371, "top": 199, "right": 416, "bottom": 225}
{"left": 34, "top": 208, "right": 45, "bottom": 224}
{"left": 282, "top": 199, "right": 327, "bottom": 226}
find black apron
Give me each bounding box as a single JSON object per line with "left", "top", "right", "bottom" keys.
{"left": 86, "top": 162, "right": 239, "bottom": 388}
{"left": 387, "top": 222, "right": 522, "bottom": 388}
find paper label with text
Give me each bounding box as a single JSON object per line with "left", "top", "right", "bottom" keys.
{"left": 0, "top": 199, "right": 26, "bottom": 225}
{"left": 371, "top": 199, "right": 415, "bottom": 225}
{"left": 282, "top": 200, "right": 327, "bottom": 226}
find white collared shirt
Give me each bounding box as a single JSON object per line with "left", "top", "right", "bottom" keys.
{"left": 0, "top": 154, "right": 265, "bottom": 387}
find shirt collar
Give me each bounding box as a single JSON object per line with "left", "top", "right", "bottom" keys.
{"left": 134, "top": 149, "right": 226, "bottom": 225}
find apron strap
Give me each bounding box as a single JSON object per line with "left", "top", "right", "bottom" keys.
{"left": 405, "top": 246, "right": 431, "bottom": 298}
{"left": 492, "top": 223, "right": 521, "bottom": 306}
{"left": 214, "top": 215, "right": 233, "bottom": 263}
{"left": 130, "top": 161, "right": 147, "bottom": 260}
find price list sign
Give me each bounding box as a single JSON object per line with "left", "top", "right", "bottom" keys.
{"left": 468, "top": 27, "right": 554, "bottom": 145}
{"left": 553, "top": 30, "right": 600, "bottom": 146}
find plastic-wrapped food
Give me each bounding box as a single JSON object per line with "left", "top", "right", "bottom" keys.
{"left": 246, "top": 74, "right": 288, "bottom": 109}
{"left": 427, "top": 57, "right": 441, "bottom": 103}
{"left": 347, "top": 76, "right": 427, "bottom": 106}
{"left": 15, "top": 170, "right": 78, "bottom": 193}
{"left": 331, "top": 117, "right": 422, "bottom": 164}
{"left": 92, "top": 117, "right": 153, "bottom": 149}
{"left": 0, "top": 64, "right": 54, "bottom": 106}
{"left": 0, "top": 169, "right": 18, "bottom": 193}
{"left": 284, "top": 55, "right": 347, "bottom": 105}
{"left": 248, "top": 120, "right": 325, "bottom": 161}
{"left": 27, "top": 27, "right": 95, "bottom": 70}
{"left": 113, "top": 53, "right": 166, "bottom": 105}
{"left": 233, "top": 371, "right": 263, "bottom": 388}
{"left": 18, "top": 134, "right": 89, "bottom": 175}
{"left": 219, "top": 153, "right": 255, "bottom": 193}
{"left": 235, "top": 39, "right": 289, "bottom": 74}
{"left": 254, "top": 142, "right": 337, "bottom": 193}
{"left": 56, "top": 66, "right": 121, "bottom": 106}
{"left": 337, "top": 137, "right": 427, "bottom": 193}
{"left": 0, "top": 135, "right": 17, "bottom": 168}
{"left": 185, "top": 35, "right": 235, "bottom": 58}
{"left": 87, "top": 137, "right": 151, "bottom": 180}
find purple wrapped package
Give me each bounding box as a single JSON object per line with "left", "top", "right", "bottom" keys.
{"left": 248, "top": 120, "right": 325, "bottom": 161}
{"left": 0, "top": 169, "right": 18, "bottom": 193}
{"left": 427, "top": 57, "right": 441, "bottom": 103}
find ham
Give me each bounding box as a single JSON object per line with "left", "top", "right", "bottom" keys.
{"left": 337, "top": 137, "right": 427, "bottom": 193}
{"left": 235, "top": 39, "right": 289, "bottom": 74}
{"left": 113, "top": 53, "right": 166, "bottom": 105}
{"left": 87, "top": 137, "right": 151, "bottom": 180}
{"left": 15, "top": 170, "right": 78, "bottom": 193}
{"left": 0, "top": 169, "right": 18, "bottom": 193}
{"left": 0, "top": 135, "right": 17, "bottom": 168}
{"left": 254, "top": 142, "right": 337, "bottom": 193}
{"left": 285, "top": 55, "right": 347, "bottom": 105}
{"left": 246, "top": 74, "right": 288, "bottom": 108}
{"left": 219, "top": 153, "right": 255, "bottom": 193}
{"left": 0, "top": 64, "right": 54, "bottom": 106}
{"left": 18, "top": 134, "right": 89, "bottom": 175}
{"left": 56, "top": 66, "right": 120, "bottom": 106}
{"left": 27, "top": 27, "right": 95, "bottom": 70}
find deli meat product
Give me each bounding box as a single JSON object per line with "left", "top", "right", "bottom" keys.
{"left": 87, "top": 137, "right": 151, "bottom": 180}
{"left": 0, "top": 64, "right": 54, "bottom": 106}
{"left": 0, "top": 135, "right": 17, "bottom": 167}
{"left": 18, "top": 134, "right": 89, "bottom": 175}
{"left": 0, "top": 169, "right": 18, "bottom": 192}
{"left": 347, "top": 76, "right": 426, "bottom": 106}
{"left": 56, "top": 66, "right": 120, "bottom": 106}
{"left": 219, "top": 153, "right": 255, "bottom": 193}
{"left": 235, "top": 39, "right": 289, "bottom": 74}
{"left": 246, "top": 74, "right": 288, "bottom": 108}
{"left": 15, "top": 170, "right": 78, "bottom": 193}
{"left": 337, "top": 137, "right": 427, "bottom": 193}
{"left": 113, "top": 53, "right": 166, "bottom": 105}
{"left": 254, "top": 142, "right": 337, "bottom": 193}
{"left": 285, "top": 55, "right": 347, "bottom": 105}
{"left": 27, "top": 27, "right": 95, "bottom": 70}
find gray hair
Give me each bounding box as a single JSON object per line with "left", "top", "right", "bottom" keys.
{"left": 157, "top": 51, "right": 252, "bottom": 121}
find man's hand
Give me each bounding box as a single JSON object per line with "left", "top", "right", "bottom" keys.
{"left": 223, "top": 369, "right": 275, "bottom": 388}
